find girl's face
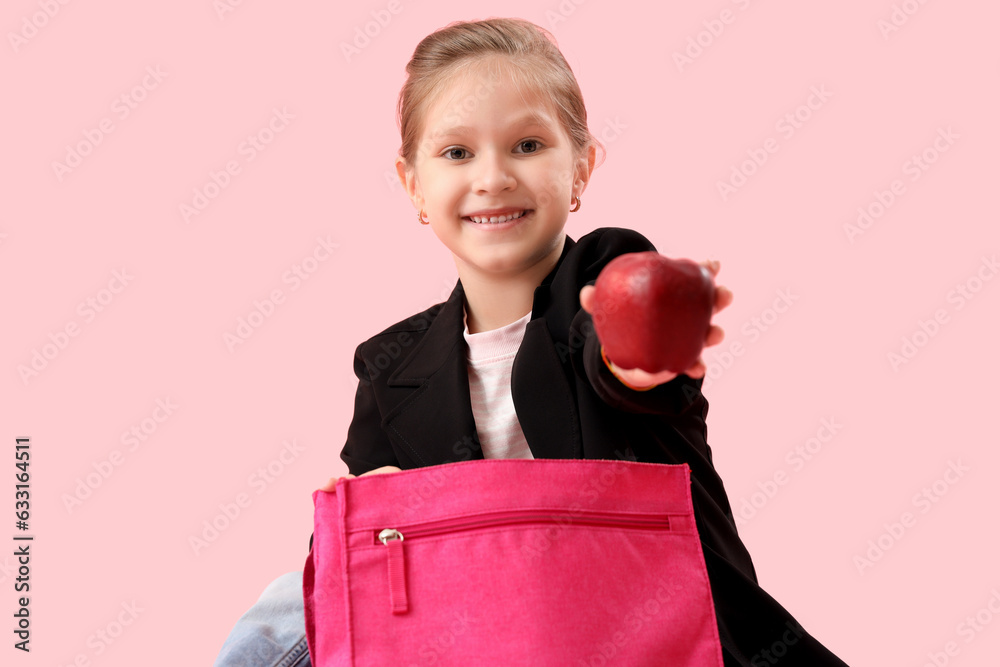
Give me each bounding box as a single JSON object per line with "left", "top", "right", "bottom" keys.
{"left": 398, "top": 64, "right": 593, "bottom": 285}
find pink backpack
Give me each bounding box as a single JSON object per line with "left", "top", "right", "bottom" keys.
{"left": 303, "top": 458, "right": 725, "bottom": 666}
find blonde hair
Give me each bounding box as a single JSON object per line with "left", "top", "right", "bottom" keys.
{"left": 396, "top": 17, "right": 606, "bottom": 170}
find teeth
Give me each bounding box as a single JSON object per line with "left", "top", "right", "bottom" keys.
{"left": 469, "top": 210, "right": 527, "bottom": 224}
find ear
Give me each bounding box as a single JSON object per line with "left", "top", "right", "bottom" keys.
{"left": 395, "top": 157, "right": 422, "bottom": 209}
{"left": 574, "top": 144, "right": 597, "bottom": 198}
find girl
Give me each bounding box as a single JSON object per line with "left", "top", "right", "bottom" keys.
{"left": 215, "top": 17, "right": 848, "bottom": 666}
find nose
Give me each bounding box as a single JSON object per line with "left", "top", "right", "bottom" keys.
{"left": 472, "top": 149, "right": 516, "bottom": 194}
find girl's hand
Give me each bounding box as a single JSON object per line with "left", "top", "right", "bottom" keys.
{"left": 319, "top": 465, "right": 402, "bottom": 492}
{"left": 579, "top": 259, "right": 734, "bottom": 389}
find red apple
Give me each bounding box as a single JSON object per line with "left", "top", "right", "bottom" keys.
{"left": 590, "top": 252, "right": 716, "bottom": 373}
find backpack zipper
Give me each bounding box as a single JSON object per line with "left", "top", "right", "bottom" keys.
{"left": 374, "top": 508, "right": 671, "bottom": 615}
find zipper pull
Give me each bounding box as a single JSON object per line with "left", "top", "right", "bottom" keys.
{"left": 378, "top": 529, "right": 408, "bottom": 614}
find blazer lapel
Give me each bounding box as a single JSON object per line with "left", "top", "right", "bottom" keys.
{"left": 511, "top": 318, "right": 583, "bottom": 460}
{"left": 383, "top": 282, "right": 485, "bottom": 467}
{"left": 383, "top": 233, "right": 584, "bottom": 466}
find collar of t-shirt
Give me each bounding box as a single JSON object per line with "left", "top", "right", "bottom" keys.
{"left": 461, "top": 305, "right": 531, "bottom": 363}
{"left": 460, "top": 303, "right": 534, "bottom": 459}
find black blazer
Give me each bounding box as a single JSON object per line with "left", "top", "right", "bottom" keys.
{"left": 337, "top": 227, "right": 847, "bottom": 666}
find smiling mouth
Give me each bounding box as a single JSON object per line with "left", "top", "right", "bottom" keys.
{"left": 463, "top": 209, "right": 532, "bottom": 224}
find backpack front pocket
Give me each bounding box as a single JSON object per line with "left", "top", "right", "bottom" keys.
{"left": 370, "top": 508, "right": 675, "bottom": 615}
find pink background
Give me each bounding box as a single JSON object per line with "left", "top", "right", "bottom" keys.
{"left": 3, "top": 1, "right": 998, "bottom": 665}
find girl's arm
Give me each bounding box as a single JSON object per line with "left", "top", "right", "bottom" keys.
{"left": 566, "top": 227, "right": 724, "bottom": 417}
{"left": 338, "top": 340, "right": 404, "bottom": 475}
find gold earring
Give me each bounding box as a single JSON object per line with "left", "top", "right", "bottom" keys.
{"left": 417, "top": 209, "right": 429, "bottom": 225}
{"left": 570, "top": 196, "right": 582, "bottom": 213}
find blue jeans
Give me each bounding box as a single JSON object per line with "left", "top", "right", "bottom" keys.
{"left": 213, "top": 571, "right": 311, "bottom": 667}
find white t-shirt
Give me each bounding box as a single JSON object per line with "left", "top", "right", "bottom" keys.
{"left": 462, "top": 305, "right": 534, "bottom": 460}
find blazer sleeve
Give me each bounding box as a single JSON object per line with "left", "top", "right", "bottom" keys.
{"left": 338, "top": 340, "right": 403, "bottom": 476}
{"left": 314, "top": 340, "right": 399, "bottom": 553}
{"left": 569, "top": 227, "right": 708, "bottom": 418}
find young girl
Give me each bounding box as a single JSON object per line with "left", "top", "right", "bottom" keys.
{"left": 215, "top": 17, "right": 848, "bottom": 667}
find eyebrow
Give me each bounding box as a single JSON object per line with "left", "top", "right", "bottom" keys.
{"left": 434, "top": 114, "right": 554, "bottom": 138}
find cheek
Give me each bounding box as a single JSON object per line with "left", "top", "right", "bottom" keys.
{"left": 533, "top": 160, "right": 574, "bottom": 192}
{"left": 424, "top": 183, "right": 455, "bottom": 207}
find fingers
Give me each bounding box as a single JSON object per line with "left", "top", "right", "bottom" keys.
{"left": 364, "top": 466, "right": 402, "bottom": 476}
{"left": 714, "top": 285, "right": 732, "bottom": 310}
{"left": 319, "top": 465, "right": 402, "bottom": 492}
{"left": 703, "top": 261, "right": 731, "bottom": 347}
{"left": 319, "top": 475, "right": 351, "bottom": 492}
{"left": 705, "top": 324, "right": 725, "bottom": 347}
{"left": 607, "top": 357, "right": 679, "bottom": 389}
{"left": 683, "top": 359, "right": 707, "bottom": 379}
{"left": 700, "top": 260, "right": 732, "bottom": 314}
{"left": 701, "top": 259, "right": 721, "bottom": 277}
{"left": 713, "top": 285, "right": 733, "bottom": 313}
{"left": 618, "top": 365, "right": 657, "bottom": 387}
{"left": 323, "top": 466, "right": 401, "bottom": 492}
{"left": 579, "top": 284, "right": 594, "bottom": 313}
{"left": 320, "top": 471, "right": 360, "bottom": 491}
